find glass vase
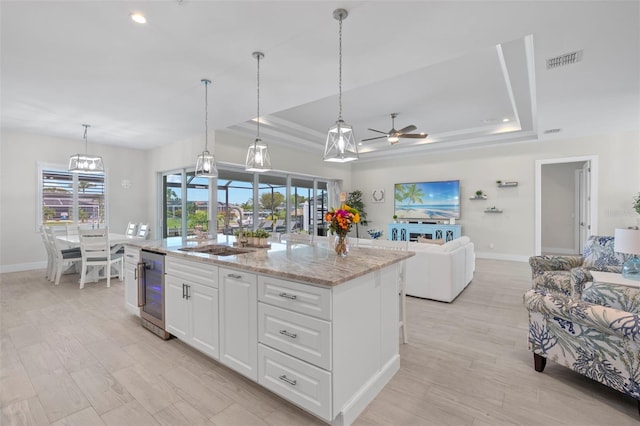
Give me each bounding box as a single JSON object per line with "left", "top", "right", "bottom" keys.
{"left": 334, "top": 234, "right": 349, "bottom": 257}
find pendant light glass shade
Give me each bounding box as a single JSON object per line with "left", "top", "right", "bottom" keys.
{"left": 324, "top": 8, "right": 358, "bottom": 163}
{"left": 195, "top": 78, "right": 218, "bottom": 178}
{"left": 246, "top": 51, "right": 271, "bottom": 172}
{"left": 68, "top": 124, "right": 104, "bottom": 174}
{"left": 324, "top": 119, "right": 358, "bottom": 162}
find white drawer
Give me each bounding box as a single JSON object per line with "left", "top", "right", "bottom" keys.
{"left": 166, "top": 256, "right": 218, "bottom": 288}
{"left": 258, "top": 303, "right": 331, "bottom": 370}
{"left": 258, "top": 344, "right": 332, "bottom": 421}
{"left": 258, "top": 276, "right": 331, "bottom": 320}
{"left": 124, "top": 246, "right": 140, "bottom": 264}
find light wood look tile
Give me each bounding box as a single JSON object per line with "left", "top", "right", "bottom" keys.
{"left": 1, "top": 259, "right": 638, "bottom": 425}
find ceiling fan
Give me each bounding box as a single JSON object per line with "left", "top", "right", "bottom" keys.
{"left": 362, "top": 113, "right": 427, "bottom": 145}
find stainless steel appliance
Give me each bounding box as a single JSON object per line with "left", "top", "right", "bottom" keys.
{"left": 138, "top": 249, "right": 170, "bottom": 339}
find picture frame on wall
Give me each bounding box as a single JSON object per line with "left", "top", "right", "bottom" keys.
{"left": 371, "top": 189, "right": 385, "bottom": 203}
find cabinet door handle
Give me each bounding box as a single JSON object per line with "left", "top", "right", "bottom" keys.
{"left": 186, "top": 284, "right": 190, "bottom": 300}
{"left": 182, "top": 283, "right": 186, "bottom": 299}
{"left": 227, "top": 273, "right": 242, "bottom": 279}
{"left": 278, "top": 292, "right": 297, "bottom": 300}
{"left": 279, "top": 330, "right": 297, "bottom": 339}
{"left": 278, "top": 375, "right": 297, "bottom": 386}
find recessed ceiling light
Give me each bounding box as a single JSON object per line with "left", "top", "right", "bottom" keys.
{"left": 130, "top": 13, "right": 147, "bottom": 24}
{"left": 502, "top": 118, "right": 510, "bottom": 123}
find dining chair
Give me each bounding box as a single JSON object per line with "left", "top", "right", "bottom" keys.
{"left": 372, "top": 239, "right": 409, "bottom": 344}
{"left": 137, "top": 223, "right": 150, "bottom": 239}
{"left": 125, "top": 222, "right": 138, "bottom": 237}
{"left": 40, "top": 225, "right": 55, "bottom": 281}
{"left": 78, "top": 228, "right": 123, "bottom": 289}
{"left": 45, "top": 226, "right": 83, "bottom": 285}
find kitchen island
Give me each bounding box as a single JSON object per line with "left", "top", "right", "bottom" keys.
{"left": 126, "top": 236, "right": 413, "bottom": 426}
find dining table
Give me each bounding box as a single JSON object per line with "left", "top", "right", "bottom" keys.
{"left": 56, "top": 232, "right": 145, "bottom": 253}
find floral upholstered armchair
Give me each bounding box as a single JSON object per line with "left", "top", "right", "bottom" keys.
{"left": 525, "top": 242, "right": 640, "bottom": 415}
{"left": 529, "top": 236, "right": 627, "bottom": 297}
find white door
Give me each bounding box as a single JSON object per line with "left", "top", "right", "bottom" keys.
{"left": 164, "top": 275, "right": 189, "bottom": 340}
{"left": 219, "top": 267, "right": 258, "bottom": 381}
{"left": 190, "top": 282, "right": 219, "bottom": 359}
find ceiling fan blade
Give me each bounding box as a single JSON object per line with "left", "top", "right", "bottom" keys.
{"left": 361, "top": 135, "right": 387, "bottom": 142}
{"left": 399, "top": 133, "right": 428, "bottom": 139}
{"left": 367, "top": 128, "right": 389, "bottom": 135}
{"left": 397, "top": 124, "right": 417, "bottom": 134}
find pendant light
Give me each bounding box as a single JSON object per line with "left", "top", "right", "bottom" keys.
{"left": 245, "top": 51, "right": 272, "bottom": 172}
{"left": 195, "top": 78, "right": 218, "bottom": 178}
{"left": 68, "top": 124, "right": 104, "bottom": 173}
{"left": 324, "top": 8, "right": 358, "bottom": 163}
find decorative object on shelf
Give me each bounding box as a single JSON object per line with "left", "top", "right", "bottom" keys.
{"left": 497, "top": 180, "right": 518, "bottom": 187}
{"left": 325, "top": 204, "right": 360, "bottom": 257}
{"left": 485, "top": 207, "right": 503, "bottom": 213}
{"left": 614, "top": 228, "right": 640, "bottom": 281}
{"left": 324, "top": 8, "right": 358, "bottom": 163}
{"left": 367, "top": 228, "right": 383, "bottom": 240}
{"left": 195, "top": 78, "right": 218, "bottom": 178}
{"left": 68, "top": 124, "right": 104, "bottom": 174}
{"left": 245, "top": 51, "right": 272, "bottom": 172}
{"left": 470, "top": 190, "right": 487, "bottom": 200}
{"left": 634, "top": 193, "right": 640, "bottom": 215}
{"left": 371, "top": 189, "right": 385, "bottom": 203}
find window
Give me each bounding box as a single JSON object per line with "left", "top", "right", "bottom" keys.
{"left": 38, "top": 164, "right": 106, "bottom": 229}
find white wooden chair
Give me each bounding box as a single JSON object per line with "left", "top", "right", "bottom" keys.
{"left": 259, "top": 220, "right": 273, "bottom": 231}
{"left": 282, "top": 232, "right": 313, "bottom": 244}
{"left": 125, "top": 222, "right": 138, "bottom": 237}
{"left": 79, "top": 228, "right": 123, "bottom": 289}
{"left": 45, "top": 226, "right": 82, "bottom": 285}
{"left": 372, "top": 239, "right": 409, "bottom": 343}
{"left": 40, "top": 225, "right": 55, "bottom": 281}
{"left": 137, "top": 223, "right": 150, "bottom": 239}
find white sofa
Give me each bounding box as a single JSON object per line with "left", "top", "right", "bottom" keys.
{"left": 404, "top": 236, "right": 475, "bottom": 302}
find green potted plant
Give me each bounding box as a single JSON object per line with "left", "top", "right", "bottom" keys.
{"left": 346, "top": 190, "right": 368, "bottom": 238}
{"left": 393, "top": 214, "right": 398, "bottom": 223}
{"left": 475, "top": 190, "right": 484, "bottom": 199}
{"left": 634, "top": 193, "right": 640, "bottom": 215}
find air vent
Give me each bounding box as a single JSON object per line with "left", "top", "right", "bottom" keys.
{"left": 543, "top": 128, "right": 562, "bottom": 134}
{"left": 546, "top": 50, "right": 583, "bottom": 70}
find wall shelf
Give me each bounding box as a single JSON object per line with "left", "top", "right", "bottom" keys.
{"left": 469, "top": 195, "right": 487, "bottom": 200}
{"left": 485, "top": 208, "right": 503, "bottom": 213}
{"left": 497, "top": 181, "right": 518, "bottom": 188}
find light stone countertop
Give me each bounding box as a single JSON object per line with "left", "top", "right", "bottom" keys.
{"left": 128, "top": 236, "right": 414, "bottom": 287}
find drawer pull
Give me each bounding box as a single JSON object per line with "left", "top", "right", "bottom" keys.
{"left": 278, "top": 292, "right": 297, "bottom": 300}
{"left": 278, "top": 375, "right": 297, "bottom": 386}
{"left": 279, "top": 330, "right": 297, "bottom": 339}
{"left": 227, "top": 273, "right": 242, "bottom": 279}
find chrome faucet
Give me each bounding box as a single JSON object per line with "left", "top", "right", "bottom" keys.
{"left": 227, "top": 206, "right": 245, "bottom": 244}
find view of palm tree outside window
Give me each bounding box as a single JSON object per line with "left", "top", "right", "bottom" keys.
{"left": 162, "top": 168, "right": 330, "bottom": 239}
{"left": 41, "top": 168, "right": 106, "bottom": 228}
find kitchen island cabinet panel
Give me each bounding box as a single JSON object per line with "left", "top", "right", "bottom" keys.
{"left": 219, "top": 267, "right": 258, "bottom": 381}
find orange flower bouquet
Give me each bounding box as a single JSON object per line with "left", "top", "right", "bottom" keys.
{"left": 325, "top": 204, "right": 360, "bottom": 256}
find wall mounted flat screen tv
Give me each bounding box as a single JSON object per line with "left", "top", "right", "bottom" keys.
{"left": 394, "top": 180, "right": 460, "bottom": 220}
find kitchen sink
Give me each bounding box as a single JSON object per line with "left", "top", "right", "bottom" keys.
{"left": 178, "top": 244, "right": 253, "bottom": 256}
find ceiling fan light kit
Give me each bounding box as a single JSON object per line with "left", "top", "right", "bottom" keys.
{"left": 195, "top": 78, "right": 218, "bottom": 178}
{"left": 324, "top": 8, "right": 358, "bottom": 163}
{"left": 362, "top": 112, "right": 428, "bottom": 145}
{"left": 246, "top": 51, "right": 272, "bottom": 172}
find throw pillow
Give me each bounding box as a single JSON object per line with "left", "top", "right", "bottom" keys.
{"left": 417, "top": 237, "right": 444, "bottom": 245}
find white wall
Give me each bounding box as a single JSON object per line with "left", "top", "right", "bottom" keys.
{"left": 0, "top": 130, "right": 149, "bottom": 272}
{"left": 350, "top": 132, "right": 640, "bottom": 261}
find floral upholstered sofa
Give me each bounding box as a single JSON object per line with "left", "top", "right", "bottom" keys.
{"left": 524, "top": 237, "right": 639, "bottom": 415}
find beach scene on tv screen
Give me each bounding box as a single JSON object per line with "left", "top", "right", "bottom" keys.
{"left": 394, "top": 181, "right": 460, "bottom": 219}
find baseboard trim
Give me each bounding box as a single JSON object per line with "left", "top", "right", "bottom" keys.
{"left": 0, "top": 261, "right": 47, "bottom": 274}
{"left": 475, "top": 252, "right": 529, "bottom": 262}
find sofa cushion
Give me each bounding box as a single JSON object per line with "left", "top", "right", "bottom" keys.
{"left": 582, "top": 236, "right": 625, "bottom": 269}
{"left": 581, "top": 282, "right": 640, "bottom": 314}
{"left": 442, "top": 236, "right": 470, "bottom": 253}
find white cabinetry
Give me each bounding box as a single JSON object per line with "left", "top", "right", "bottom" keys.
{"left": 219, "top": 267, "right": 257, "bottom": 381}
{"left": 123, "top": 246, "right": 140, "bottom": 316}
{"left": 165, "top": 257, "right": 219, "bottom": 359}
